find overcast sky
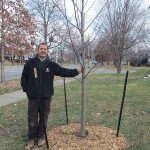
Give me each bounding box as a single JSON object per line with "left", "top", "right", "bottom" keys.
{"left": 65, "top": 0, "right": 150, "bottom": 19}
{"left": 65, "top": 0, "right": 150, "bottom": 29}
{"left": 143, "top": 0, "right": 150, "bottom": 7}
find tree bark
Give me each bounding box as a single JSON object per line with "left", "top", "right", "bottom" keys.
{"left": 114, "top": 57, "right": 122, "bottom": 74}
{"left": 80, "top": 0, "right": 87, "bottom": 137}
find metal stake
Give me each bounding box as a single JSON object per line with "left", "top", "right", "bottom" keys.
{"left": 63, "top": 77, "right": 69, "bottom": 124}
{"left": 116, "top": 71, "right": 129, "bottom": 137}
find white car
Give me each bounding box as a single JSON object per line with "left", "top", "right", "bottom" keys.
{"left": 86, "top": 60, "right": 98, "bottom": 67}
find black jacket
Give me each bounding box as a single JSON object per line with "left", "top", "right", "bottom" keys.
{"left": 21, "top": 55, "right": 79, "bottom": 99}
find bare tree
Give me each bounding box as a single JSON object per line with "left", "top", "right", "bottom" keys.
{"left": 100, "top": 0, "right": 149, "bottom": 74}
{"left": 0, "top": 0, "right": 5, "bottom": 82}
{"left": 27, "top": 0, "right": 64, "bottom": 46}
{"left": 94, "top": 36, "right": 112, "bottom": 65}
{"left": 52, "top": 0, "right": 106, "bottom": 137}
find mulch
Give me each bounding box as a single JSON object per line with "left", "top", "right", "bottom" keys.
{"left": 33, "top": 123, "right": 126, "bottom": 150}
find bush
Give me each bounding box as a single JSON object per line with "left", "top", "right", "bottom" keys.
{"left": 130, "top": 56, "right": 148, "bottom": 66}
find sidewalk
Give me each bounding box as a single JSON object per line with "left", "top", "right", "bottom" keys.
{"left": 0, "top": 78, "right": 77, "bottom": 107}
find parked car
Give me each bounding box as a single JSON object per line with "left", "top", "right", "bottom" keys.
{"left": 86, "top": 60, "right": 98, "bottom": 67}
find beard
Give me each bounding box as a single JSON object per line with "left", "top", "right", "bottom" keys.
{"left": 38, "top": 52, "right": 47, "bottom": 61}
{"left": 39, "top": 52, "right": 47, "bottom": 57}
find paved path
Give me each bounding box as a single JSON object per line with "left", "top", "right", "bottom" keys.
{"left": 0, "top": 78, "right": 76, "bottom": 107}
{"left": 0, "top": 90, "right": 26, "bottom": 107}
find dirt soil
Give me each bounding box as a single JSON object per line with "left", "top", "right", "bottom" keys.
{"left": 34, "top": 123, "right": 126, "bottom": 150}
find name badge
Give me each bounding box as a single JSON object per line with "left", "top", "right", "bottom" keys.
{"left": 45, "top": 68, "right": 50, "bottom": 72}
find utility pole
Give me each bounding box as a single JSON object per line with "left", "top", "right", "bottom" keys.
{"left": 0, "top": 0, "right": 5, "bottom": 83}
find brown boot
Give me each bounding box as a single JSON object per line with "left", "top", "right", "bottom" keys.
{"left": 25, "top": 139, "right": 35, "bottom": 150}
{"left": 37, "top": 137, "right": 45, "bottom": 147}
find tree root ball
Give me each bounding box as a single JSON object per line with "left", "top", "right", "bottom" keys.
{"left": 36, "top": 124, "right": 126, "bottom": 150}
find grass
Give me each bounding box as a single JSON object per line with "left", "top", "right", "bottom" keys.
{"left": 0, "top": 79, "right": 21, "bottom": 95}
{"left": 0, "top": 67, "right": 150, "bottom": 150}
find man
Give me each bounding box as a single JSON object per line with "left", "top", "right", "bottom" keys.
{"left": 21, "top": 43, "right": 80, "bottom": 149}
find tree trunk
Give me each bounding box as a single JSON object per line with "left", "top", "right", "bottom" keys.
{"left": 44, "top": 23, "right": 48, "bottom": 43}
{"left": 1, "top": 0, "right": 5, "bottom": 83}
{"left": 80, "top": 0, "right": 87, "bottom": 137}
{"left": 117, "top": 64, "right": 121, "bottom": 74}
{"left": 80, "top": 72, "right": 86, "bottom": 137}
{"left": 114, "top": 58, "right": 122, "bottom": 74}
{"left": 11, "top": 49, "right": 14, "bottom": 66}
{"left": 0, "top": 49, "right": 5, "bottom": 83}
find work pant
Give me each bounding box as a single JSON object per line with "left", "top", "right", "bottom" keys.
{"left": 28, "top": 98, "right": 51, "bottom": 140}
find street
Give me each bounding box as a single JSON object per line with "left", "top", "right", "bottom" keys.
{"left": 0, "top": 65, "right": 23, "bottom": 81}
{"left": 0, "top": 64, "right": 80, "bottom": 81}
{"left": 0, "top": 63, "right": 135, "bottom": 81}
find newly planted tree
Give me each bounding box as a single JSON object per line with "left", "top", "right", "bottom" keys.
{"left": 52, "top": 0, "right": 106, "bottom": 137}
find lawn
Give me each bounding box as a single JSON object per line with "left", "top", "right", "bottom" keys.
{"left": 0, "top": 67, "right": 150, "bottom": 150}
{"left": 0, "top": 79, "right": 22, "bottom": 95}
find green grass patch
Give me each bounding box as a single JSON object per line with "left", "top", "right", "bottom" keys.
{"left": 0, "top": 68, "right": 150, "bottom": 149}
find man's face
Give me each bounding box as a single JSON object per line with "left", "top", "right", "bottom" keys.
{"left": 38, "top": 44, "right": 48, "bottom": 58}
